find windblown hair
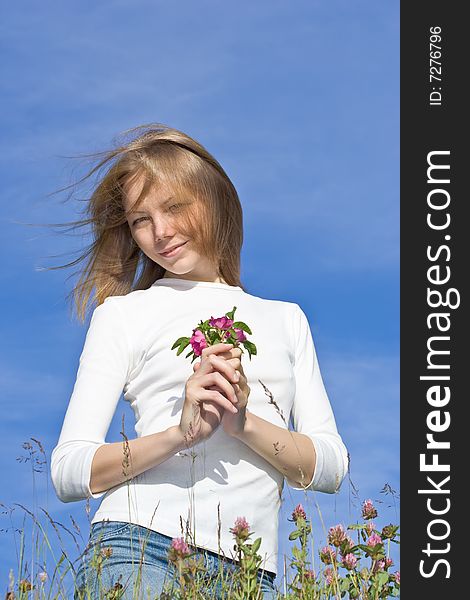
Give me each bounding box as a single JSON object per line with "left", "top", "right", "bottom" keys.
{"left": 42, "top": 123, "right": 245, "bottom": 322}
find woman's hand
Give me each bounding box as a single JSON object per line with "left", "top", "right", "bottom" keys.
{"left": 192, "top": 345, "right": 250, "bottom": 438}
{"left": 179, "top": 343, "right": 239, "bottom": 448}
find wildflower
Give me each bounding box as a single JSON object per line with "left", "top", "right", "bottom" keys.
{"left": 173, "top": 306, "right": 257, "bottom": 362}
{"left": 365, "top": 521, "right": 376, "bottom": 535}
{"left": 394, "top": 571, "right": 400, "bottom": 584}
{"left": 209, "top": 315, "right": 234, "bottom": 329}
{"left": 342, "top": 553, "right": 358, "bottom": 570}
{"left": 319, "top": 546, "right": 337, "bottom": 564}
{"left": 324, "top": 567, "right": 334, "bottom": 586}
{"left": 385, "top": 558, "right": 393, "bottom": 568}
{"left": 189, "top": 329, "right": 207, "bottom": 356}
{"left": 291, "top": 503, "right": 307, "bottom": 524}
{"left": 328, "top": 524, "right": 347, "bottom": 547}
{"left": 19, "top": 580, "right": 33, "bottom": 592}
{"left": 230, "top": 516, "right": 250, "bottom": 542}
{"left": 361, "top": 499, "right": 378, "bottom": 520}
{"left": 38, "top": 571, "right": 48, "bottom": 583}
{"left": 100, "top": 546, "right": 113, "bottom": 558}
{"left": 381, "top": 523, "right": 399, "bottom": 539}
{"left": 168, "top": 537, "right": 191, "bottom": 563}
{"left": 304, "top": 569, "right": 316, "bottom": 580}
{"left": 234, "top": 327, "right": 247, "bottom": 342}
{"left": 373, "top": 560, "right": 386, "bottom": 572}
{"left": 366, "top": 532, "right": 382, "bottom": 547}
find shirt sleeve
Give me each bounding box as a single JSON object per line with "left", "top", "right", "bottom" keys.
{"left": 50, "top": 297, "right": 132, "bottom": 503}
{"left": 286, "top": 302, "right": 349, "bottom": 494}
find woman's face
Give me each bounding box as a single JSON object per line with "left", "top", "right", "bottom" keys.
{"left": 123, "top": 173, "right": 221, "bottom": 282}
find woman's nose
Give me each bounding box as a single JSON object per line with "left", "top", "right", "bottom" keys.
{"left": 152, "top": 215, "right": 175, "bottom": 241}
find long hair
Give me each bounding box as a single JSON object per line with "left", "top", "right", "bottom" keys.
{"left": 39, "top": 123, "right": 245, "bottom": 322}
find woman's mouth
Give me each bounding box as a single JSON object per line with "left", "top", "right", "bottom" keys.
{"left": 158, "top": 241, "right": 188, "bottom": 258}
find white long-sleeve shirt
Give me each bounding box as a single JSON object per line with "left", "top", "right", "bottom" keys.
{"left": 50, "top": 277, "right": 348, "bottom": 575}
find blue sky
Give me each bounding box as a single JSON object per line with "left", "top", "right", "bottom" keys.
{"left": 0, "top": 0, "right": 399, "bottom": 589}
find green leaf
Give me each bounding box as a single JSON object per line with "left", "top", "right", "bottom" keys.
{"left": 376, "top": 571, "right": 389, "bottom": 587}
{"left": 226, "top": 306, "right": 237, "bottom": 320}
{"left": 176, "top": 340, "right": 190, "bottom": 356}
{"left": 252, "top": 538, "right": 262, "bottom": 553}
{"left": 289, "top": 530, "right": 301, "bottom": 541}
{"left": 243, "top": 340, "right": 257, "bottom": 355}
{"left": 292, "top": 546, "right": 301, "bottom": 560}
{"left": 340, "top": 578, "right": 350, "bottom": 593}
{"left": 171, "top": 336, "right": 190, "bottom": 350}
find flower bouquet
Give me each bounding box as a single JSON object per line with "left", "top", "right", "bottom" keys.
{"left": 171, "top": 306, "right": 257, "bottom": 363}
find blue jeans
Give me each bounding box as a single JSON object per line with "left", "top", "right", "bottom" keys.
{"left": 74, "top": 520, "right": 278, "bottom": 599}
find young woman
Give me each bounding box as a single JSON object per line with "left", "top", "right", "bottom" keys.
{"left": 50, "top": 123, "right": 349, "bottom": 599}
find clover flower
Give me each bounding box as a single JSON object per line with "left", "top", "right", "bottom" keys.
{"left": 324, "top": 567, "right": 334, "bottom": 585}
{"left": 320, "top": 546, "right": 337, "bottom": 565}
{"left": 327, "top": 524, "right": 347, "bottom": 547}
{"left": 366, "top": 532, "right": 382, "bottom": 547}
{"left": 365, "top": 521, "right": 376, "bottom": 535}
{"left": 342, "top": 553, "right": 358, "bottom": 570}
{"left": 230, "top": 516, "right": 251, "bottom": 542}
{"left": 304, "top": 569, "right": 316, "bottom": 580}
{"left": 362, "top": 499, "right": 378, "bottom": 520}
{"left": 291, "top": 503, "right": 307, "bottom": 524}
{"left": 168, "top": 536, "right": 191, "bottom": 563}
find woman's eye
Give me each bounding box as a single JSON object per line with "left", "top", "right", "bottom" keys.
{"left": 132, "top": 204, "right": 182, "bottom": 226}
{"left": 132, "top": 216, "right": 148, "bottom": 226}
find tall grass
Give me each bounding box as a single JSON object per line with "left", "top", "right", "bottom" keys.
{"left": 1, "top": 437, "right": 400, "bottom": 599}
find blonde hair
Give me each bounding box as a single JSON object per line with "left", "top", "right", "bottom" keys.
{"left": 41, "top": 123, "right": 246, "bottom": 322}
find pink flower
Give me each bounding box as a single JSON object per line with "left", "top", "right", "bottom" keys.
{"left": 342, "top": 553, "right": 358, "bottom": 571}
{"left": 233, "top": 327, "right": 247, "bottom": 342}
{"left": 362, "top": 498, "right": 378, "bottom": 520}
{"left": 168, "top": 537, "right": 191, "bottom": 562}
{"left": 209, "top": 315, "right": 234, "bottom": 329}
{"left": 319, "top": 546, "right": 337, "bottom": 564}
{"left": 385, "top": 558, "right": 393, "bottom": 569}
{"left": 328, "top": 524, "right": 347, "bottom": 547}
{"left": 394, "top": 571, "right": 400, "bottom": 584}
{"left": 366, "top": 532, "right": 382, "bottom": 547}
{"left": 291, "top": 503, "right": 307, "bottom": 524}
{"left": 365, "top": 521, "right": 376, "bottom": 535}
{"left": 373, "top": 560, "right": 386, "bottom": 572}
{"left": 190, "top": 329, "right": 208, "bottom": 356}
{"left": 230, "top": 516, "right": 250, "bottom": 542}
{"left": 324, "top": 567, "right": 334, "bottom": 585}
{"left": 304, "top": 569, "right": 316, "bottom": 580}
{"left": 38, "top": 572, "right": 48, "bottom": 583}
